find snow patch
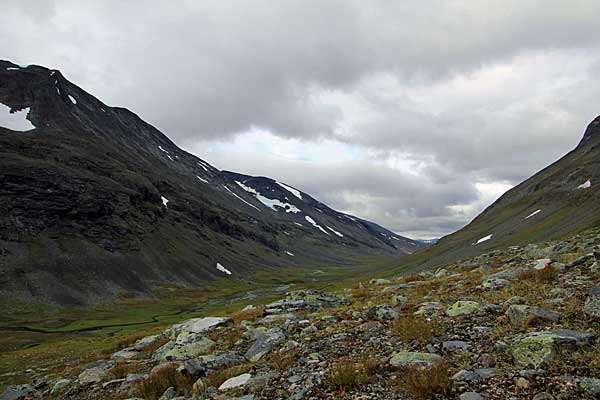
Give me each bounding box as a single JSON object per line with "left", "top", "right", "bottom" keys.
{"left": 6, "top": 67, "right": 19, "bottom": 71}
{"left": 197, "top": 160, "right": 212, "bottom": 172}
{"left": 475, "top": 234, "right": 492, "bottom": 245}
{"left": 68, "top": 95, "right": 77, "bottom": 104}
{"left": 235, "top": 181, "right": 301, "bottom": 213}
{"left": 196, "top": 175, "right": 209, "bottom": 183}
{"left": 525, "top": 209, "right": 542, "bottom": 220}
{"left": 161, "top": 196, "right": 169, "bottom": 208}
{"left": 158, "top": 145, "right": 169, "bottom": 154}
{"left": 285, "top": 251, "right": 295, "bottom": 257}
{"left": 577, "top": 180, "right": 591, "bottom": 189}
{"left": 294, "top": 222, "right": 303, "bottom": 227}
{"left": 216, "top": 262, "right": 232, "bottom": 275}
{"left": 305, "top": 216, "right": 330, "bottom": 235}
{"left": 344, "top": 215, "right": 357, "bottom": 222}
{"left": 223, "top": 186, "right": 261, "bottom": 211}
{"left": 0, "top": 104, "right": 34, "bottom": 131}
{"left": 276, "top": 181, "right": 302, "bottom": 199}
{"left": 326, "top": 226, "right": 344, "bottom": 237}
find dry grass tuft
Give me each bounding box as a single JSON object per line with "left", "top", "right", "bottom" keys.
{"left": 269, "top": 348, "right": 298, "bottom": 370}
{"left": 326, "top": 359, "right": 370, "bottom": 393}
{"left": 397, "top": 362, "right": 451, "bottom": 400}
{"left": 350, "top": 287, "right": 369, "bottom": 299}
{"left": 518, "top": 265, "right": 557, "bottom": 283}
{"left": 391, "top": 315, "right": 438, "bottom": 343}
{"left": 231, "top": 306, "right": 264, "bottom": 324}
{"left": 108, "top": 362, "right": 138, "bottom": 379}
{"left": 135, "top": 363, "right": 193, "bottom": 400}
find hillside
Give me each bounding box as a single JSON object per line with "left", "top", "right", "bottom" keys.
{"left": 0, "top": 61, "right": 422, "bottom": 307}
{"left": 387, "top": 115, "right": 600, "bottom": 275}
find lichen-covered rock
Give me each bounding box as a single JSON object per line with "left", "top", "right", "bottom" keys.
{"left": 0, "top": 385, "right": 33, "bottom": 400}
{"left": 506, "top": 304, "right": 560, "bottom": 330}
{"left": 389, "top": 351, "right": 444, "bottom": 368}
{"left": 134, "top": 334, "right": 163, "bottom": 351}
{"left": 446, "top": 301, "right": 494, "bottom": 317}
{"left": 583, "top": 287, "right": 600, "bottom": 318}
{"left": 367, "top": 305, "right": 400, "bottom": 321}
{"left": 153, "top": 332, "right": 215, "bottom": 361}
{"left": 78, "top": 360, "right": 116, "bottom": 385}
{"left": 265, "top": 290, "right": 348, "bottom": 314}
{"left": 482, "top": 277, "right": 511, "bottom": 289}
{"left": 50, "top": 378, "right": 72, "bottom": 395}
{"left": 581, "top": 377, "right": 600, "bottom": 396}
{"left": 511, "top": 329, "right": 596, "bottom": 367}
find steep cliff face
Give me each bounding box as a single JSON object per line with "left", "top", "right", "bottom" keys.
{"left": 0, "top": 61, "right": 422, "bottom": 306}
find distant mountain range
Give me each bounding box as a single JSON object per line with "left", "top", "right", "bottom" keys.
{"left": 0, "top": 61, "right": 423, "bottom": 306}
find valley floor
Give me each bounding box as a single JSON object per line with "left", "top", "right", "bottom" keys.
{"left": 3, "top": 231, "right": 600, "bottom": 399}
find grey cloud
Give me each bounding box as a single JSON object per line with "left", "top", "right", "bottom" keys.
{"left": 3, "top": 0, "right": 600, "bottom": 237}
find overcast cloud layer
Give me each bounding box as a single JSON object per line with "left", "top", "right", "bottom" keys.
{"left": 3, "top": 0, "right": 600, "bottom": 238}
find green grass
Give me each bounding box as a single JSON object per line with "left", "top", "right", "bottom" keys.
{"left": 0, "top": 259, "right": 399, "bottom": 391}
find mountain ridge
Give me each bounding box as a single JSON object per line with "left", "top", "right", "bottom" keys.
{"left": 0, "top": 61, "right": 422, "bottom": 306}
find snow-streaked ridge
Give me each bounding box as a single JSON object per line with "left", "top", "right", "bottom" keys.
{"left": 235, "top": 181, "right": 301, "bottom": 213}
{"left": 305, "top": 216, "right": 330, "bottom": 235}
{"left": 276, "top": 181, "right": 302, "bottom": 199}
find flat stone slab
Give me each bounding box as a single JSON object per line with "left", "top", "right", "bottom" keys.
{"left": 173, "top": 317, "right": 232, "bottom": 335}
{"left": 218, "top": 373, "right": 252, "bottom": 391}
{"left": 389, "top": 351, "right": 444, "bottom": 368}
{"left": 244, "top": 328, "right": 285, "bottom": 362}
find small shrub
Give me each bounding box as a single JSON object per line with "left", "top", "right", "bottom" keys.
{"left": 108, "top": 363, "right": 138, "bottom": 379}
{"left": 403, "top": 274, "right": 423, "bottom": 283}
{"left": 231, "top": 306, "right": 264, "bottom": 324}
{"left": 327, "top": 359, "right": 369, "bottom": 393}
{"left": 269, "top": 348, "right": 297, "bottom": 370}
{"left": 391, "top": 315, "right": 437, "bottom": 343}
{"left": 350, "top": 287, "right": 369, "bottom": 299}
{"left": 518, "top": 265, "right": 557, "bottom": 283}
{"left": 135, "top": 363, "right": 193, "bottom": 400}
{"left": 398, "top": 362, "right": 450, "bottom": 400}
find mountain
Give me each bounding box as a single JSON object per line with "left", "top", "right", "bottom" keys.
{"left": 391, "top": 114, "right": 600, "bottom": 273}
{"left": 0, "top": 61, "right": 422, "bottom": 306}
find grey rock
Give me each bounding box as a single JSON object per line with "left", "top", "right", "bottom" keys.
{"left": 78, "top": 360, "right": 115, "bottom": 385}
{"left": 460, "top": 392, "right": 484, "bottom": 400}
{"left": 511, "top": 329, "right": 596, "bottom": 367}
{"left": 134, "top": 334, "right": 162, "bottom": 351}
{"left": 158, "top": 386, "right": 177, "bottom": 400}
{"left": 50, "top": 378, "right": 72, "bottom": 395}
{"left": 482, "top": 277, "right": 511, "bottom": 289}
{"left": 389, "top": 351, "right": 444, "bottom": 368}
{"left": 153, "top": 332, "right": 215, "bottom": 361}
{"left": 0, "top": 385, "right": 33, "bottom": 400}
{"left": 442, "top": 340, "right": 470, "bottom": 351}
{"left": 581, "top": 377, "right": 600, "bottom": 396}
{"left": 244, "top": 327, "right": 285, "bottom": 362}
{"left": 506, "top": 304, "right": 560, "bottom": 330}
{"left": 583, "top": 287, "right": 600, "bottom": 318}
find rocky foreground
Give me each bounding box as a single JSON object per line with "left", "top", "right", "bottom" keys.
{"left": 3, "top": 230, "right": 600, "bottom": 400}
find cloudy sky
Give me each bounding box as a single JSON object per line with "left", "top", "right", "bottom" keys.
{"left": 3, "top": 1, "right": 600, "bottom": 239}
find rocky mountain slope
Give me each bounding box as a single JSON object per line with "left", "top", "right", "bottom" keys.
{"left": 4, "top": 228, "right": 600, "bottom": 399}
{"left": 0, "top": 61, "right": 421, "bottom": 306}
{"left": 391, "top": 115, "right": 600, "bottom": 273}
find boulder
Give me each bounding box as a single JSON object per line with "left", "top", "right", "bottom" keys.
{"left": 244, "top": 327, "right": 285, "bottom": 362}
{"left": 511, "top": 329, "right": 596, "bottom": 367}
{"left": 389, "top": 351, "right": 444, "bottom": 368}
{"left": 446, "top": 301, "right": 494, "bottom": 317}
{"left": 78, "top": 360, "right": 115, "bottom": 385}
{"left": 0, "top": 385, "right": 33, "bottom": 400}
{"left": 218, "top": 373, "right": 252, "bottom": 391}
{"left": 134, "top": 334, "right": 163, "bottom": 351}
{"left": 153, "top": 331, "right": 215, "bottom": 361}
{"left": 50, "top": 378, "right": 72, "bottom": 395}
{"left": 583, "top": 287, "right": 600, "bottom": 318}
{"left": 581, "top": 377, "right": 600, "bottom": 396}
{"left": 171, "top": 317, "right": 232, "bottom": 336}
{"left": 367, "top": 305, "right": 400, "bottom": 321}
{"left": 482, "top": 277, "right": 511, "bottom": 290}
{"left": 506, "top": 305, "right": 560, "bottom": 330}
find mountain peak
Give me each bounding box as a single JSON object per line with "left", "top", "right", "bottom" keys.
{"left": 577, "top": 115, "right": 600, "bottom": 148}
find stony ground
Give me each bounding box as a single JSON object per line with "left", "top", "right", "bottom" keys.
{"left": 3, "top": 230, "right": 600, "bottom": 400}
